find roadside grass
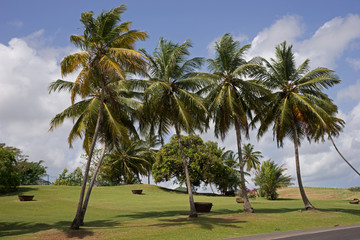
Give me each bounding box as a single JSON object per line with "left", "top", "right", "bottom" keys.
{"left": 0, "top": 185, "right": 359, "bottom": 239}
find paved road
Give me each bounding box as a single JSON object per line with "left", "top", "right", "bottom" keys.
{"left": 223, "top": 225, "right": 360, "bottom": 240}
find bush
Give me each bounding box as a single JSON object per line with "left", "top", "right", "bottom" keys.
{"left": 253, "top": 160, "right": 292, "bottom": 200}
{"left": 348, "top": 187, "right": 360, "bottom": 192}
{"left": 236, "top": 188, "right": 258, "bottom": 199}
{"left": 53, "top": 168, "right": 83, "bottom": 186}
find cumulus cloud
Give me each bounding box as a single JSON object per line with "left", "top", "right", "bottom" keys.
{"left": 347, "top": 58, "right": 360, "bottom": 71}
{"left": 246, "top": 14, "right": 360, "bottom": 69}
{"left": 337, "top": 80, "right": 360, "bottom": 101}
{"left": 247, "top": 15, "right": 305, "bottom": 60}
{"left": 296, "top": 14, "right": 360, "bottom": 68}
{"left": 0, "top": 32, "right": 83, "bottom": 180}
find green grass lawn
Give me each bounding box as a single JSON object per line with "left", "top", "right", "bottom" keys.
{"left": 1, "top": 185, "right": 359, "bottom": 239}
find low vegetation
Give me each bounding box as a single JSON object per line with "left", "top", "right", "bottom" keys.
{"left": 348, "top": 186, "right": 360, "bottom": 192}
{"left": 1, "top": 185, "right": 359, "bottom": 240}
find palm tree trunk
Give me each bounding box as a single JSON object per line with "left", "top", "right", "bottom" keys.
{"left": 174, "top": 122, "right": 198, "bottom": 218}
{"left": 147, "top": 170, "right": 151, "bottom": 184}
{"left": 234, "top": 120, "right": 254, "bottom": 213}
{"left": 292, "top": 121, "right": 315, "bottom": 210}
{"left": 209, "top": 183, "right": 215, "bottom": 194}
{"left": 79, "top": 140, "right": 107, "bottom": 225}
{"left": 71, "top": 80, "right": 105, "bottom": 230}
{"left": 329, "top": 135, "right": 360, "bottom": 177}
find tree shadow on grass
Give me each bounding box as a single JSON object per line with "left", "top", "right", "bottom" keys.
{"left": 118, "top": 208, "right": 242, "bottom": 220}
{"left": 117, "top": 208, "right": 245, "bottom": 230}
{"left": 251, "top": 200, "right": 360, "bottom": 216}
{"left": 0, "top": 187, "right": 38, "bottom": 197}
{"left": 150, "top": 215, "right": 246, "bottom": 230}
{"left": 316, "top": 206, "right": 360, "bottom": 217}
{"left": 0, "top": 219, "right": 119, "bottom": 239}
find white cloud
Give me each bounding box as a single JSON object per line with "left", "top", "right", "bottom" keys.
{"left": 9, "top": 20, "right": 23, "bottom": 28}
{"left": 246, "top": 14, "right": 360, "bottom": 69}
{"left": 0, "top": 32, "right": 83, "bottom": 180}
{"left": 347, "top": 58, "right": 360, "bottom": 71}
{"left": 337, "top": 80, "right": 360, "bottom": 101}
{"left": 297, "top": 14, "right": 360, "bottom": 68}
{"left": 247, "top": 15, "right": 304, "bottom": 60}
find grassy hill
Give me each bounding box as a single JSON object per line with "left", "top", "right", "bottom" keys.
{"left": 0, "top": 185, "right": 359, "bottom": 239}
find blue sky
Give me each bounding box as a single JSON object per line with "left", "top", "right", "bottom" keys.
{"left": 1, "top": 0, "right": 360, "bottom": 189}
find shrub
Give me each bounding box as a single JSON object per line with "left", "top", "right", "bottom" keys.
{"left": 348, "top": 187, "right": 360, "bottom": 192}
{"left": 253, "top": 160, "right": 292, "bottom": 200}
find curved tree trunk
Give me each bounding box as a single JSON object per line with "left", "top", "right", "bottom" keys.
{"left": 234, "top": 120, "right": 254, "bottom": 213}
{"left": 79, "top": 140, "right": 107, "bottom": 225}
{"left": 329, "top": 135, "right": 360, "bottom": 177}
{"left": 174, "top": 123, "right": 198, "bottom": 218}
{"left": 292, "top": 121, "right": 315, "bottom": 210}
{"left": 71, "top": 80, "right": 105, "bottom": 230}
{"left": 209, "top": 184, "right": 215, "bottom": 194}
{"left": 147, "top": 170, "right": 151, "bottom": 184}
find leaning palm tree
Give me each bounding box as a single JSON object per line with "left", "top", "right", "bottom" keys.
{"left": 308, "top": 111, "right": 359, "bottom": 176}
{"left": 49, "top": 5, "right": 147, "bottom": 229}
{"left": 257, "top": 41, "right": 341, "bottom": 210}
{"left": 242, "top": 143, "right": 263, "bottom": 172}
{"left": 140, "top": 38, "right": 208, "bottom": 217}
{"left": 199, "top": 33, "right": 267, "bottom": 213}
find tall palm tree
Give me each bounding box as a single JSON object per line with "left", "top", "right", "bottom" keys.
{"left": 257, "top": 41, "right": 341, "bottom": 210}
{"left": 199, "top": 33, "right": 267, "bottom": 213}
{"left": 140, "top": 38, "right": 208, "bottom": 217}
{"left": 242, "top": 143, "right": 263, "bottom": 172}
{"left": 49, "top": 5, "right": 147, "bottom": 229}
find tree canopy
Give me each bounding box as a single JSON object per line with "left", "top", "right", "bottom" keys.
{"left": 153, "top": 135, "right": 241, "bottom": 193}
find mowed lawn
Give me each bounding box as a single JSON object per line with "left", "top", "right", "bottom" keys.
{"left": 1, "top": 185, "right": 360, "bottom": 240}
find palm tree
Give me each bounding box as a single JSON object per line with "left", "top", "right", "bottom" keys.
{"left": 253, "top": 159, "right": 292, "bottom": 200}
{"left": 308, "top": 110, "right": 359, "bottom": 176}
{"left": 199, "top": 33, "right": 267, "bottom": 212}
{"left": 257, "top": 41, "right": 341, "bottom": 210}
{"left": 242, "top": 143, "right": 263, "bottom": 172}
{"left": 140, "top": 38, "right": 208, "bottom": 217}
{"left": 49, "top": 5, "right": 147, "bottom": 229}
{"left": 106, "top": 138, "right": 151, "bottom": 184}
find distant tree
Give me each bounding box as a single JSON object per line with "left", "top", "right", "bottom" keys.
{"left": 0, "top": 143, "right": 47, "bottom": 190}
{"left": 242, "top": 143, "right": 263, "bottom": 172}
{"left": 105, "top": 138, "right": 151, "bottom": 185}
{"left": 253, "top": 160, "right": 293, "bottom": 200}
{"left": 153, "top": 135, "right": 240, "bottom": 193}
{"left": 17, "top": 160, "right": 47, "bottom": 185}
{"left": 54, "top": 167, "right": 83, "bottom": 186}
{"left": 0, "top": 144, "right": 20, "bottom": 193}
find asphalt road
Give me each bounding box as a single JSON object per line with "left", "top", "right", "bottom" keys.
{"left": 223, "top": 225, "right": 360, "bottom": 240}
